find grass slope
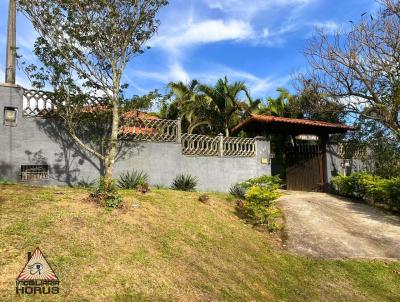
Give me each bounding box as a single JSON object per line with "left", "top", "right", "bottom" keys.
{"left": 0, "top": 184, "right": 399, "bottom": 301}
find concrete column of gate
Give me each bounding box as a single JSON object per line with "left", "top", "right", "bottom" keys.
{"left": 5, "top": 0, "right": 17, "bottom": 85}
{"left": 319, "top": 134, "right": 329, "bottom": 191}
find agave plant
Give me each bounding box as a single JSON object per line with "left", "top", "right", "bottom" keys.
{"left": 117, "top": 170, "right": 149, "bottom": 189}
{"left": 229, "top": 183, "right": 246, "bottom": 199}
{"left": 171, "top": 174, "right": 198, "bottom": 191}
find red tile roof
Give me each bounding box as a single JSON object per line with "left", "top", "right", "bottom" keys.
{"left": 119, "top": 126, "right": 158, "bottom": 135}
{"left": 232, "top": 114, "right": 354, "bottom": 133}
{"left": 122, "top": 110, "right": 159, "bottom": 120}
{"left": 82, "top": 105, "right": 160, "bottom": 120}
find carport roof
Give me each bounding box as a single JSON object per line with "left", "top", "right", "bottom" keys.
{"left": 232, "top": 114, "right": 355, "bottom": 135}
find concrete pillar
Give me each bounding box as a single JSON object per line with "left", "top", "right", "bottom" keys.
{"left": 5, "top": 0, "right": 17, "bottom": 84}
{"left": 218, "top": 133, "right": 224, "bottom": 157}
{"left": 176, "top": 117, "right": 181, "bottom": 144}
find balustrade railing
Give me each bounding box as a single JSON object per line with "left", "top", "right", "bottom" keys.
{"left": 119, "top": 118, "right": 180, "bottom": 142}
{"left": 336, "top": 143, "right": 368, "bottom": 160}
{"left": 182, "top": 133, "right": 256, "bottom": 157}
{"left": 23, "top": 89, "right": 57, "bottom": 117}
{"left": 223, "top": 136, "right": 257, "bottom": 157}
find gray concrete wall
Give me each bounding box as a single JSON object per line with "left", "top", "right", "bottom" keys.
{"left": 326, "top": 144, "right": 369, "bottom": 184}
{"left": 0, "top": 84, "right": 271, "bottom": 192}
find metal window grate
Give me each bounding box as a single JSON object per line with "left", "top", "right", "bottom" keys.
{"left": 21, "top": 165, "right": 49, "bottom": 181}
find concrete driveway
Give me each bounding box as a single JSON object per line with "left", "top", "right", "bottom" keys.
{"left": 278, "top": 191, "right": 400, "bottom": 259}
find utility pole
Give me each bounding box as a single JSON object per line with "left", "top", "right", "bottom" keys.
{"left": 5, "top": 0, "right": 16, "bottom": 84}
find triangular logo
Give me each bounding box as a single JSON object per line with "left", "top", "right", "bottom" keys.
{"left": 17, "top": 248, "right": 58, "bottom": 281}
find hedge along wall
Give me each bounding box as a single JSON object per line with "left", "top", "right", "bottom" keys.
{"left": 331, "top": 173, "right": 400, "bottom": 210}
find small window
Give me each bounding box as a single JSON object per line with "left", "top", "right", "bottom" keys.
{"left": 21, "top": 165, "right": 49, "bottom": 181}
{"left": 4, "top": 106, "right": 18, "bottom": 126}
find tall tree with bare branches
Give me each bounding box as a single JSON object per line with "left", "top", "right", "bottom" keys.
{"left": 303, "top": 0, "right": 400, "bottom": 139}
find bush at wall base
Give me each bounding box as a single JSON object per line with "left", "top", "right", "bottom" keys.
{"left": 231, "top": 175, "right": 284, "bottom": 232}
{"left": 331, "top": 173, "right": 400, "bottom": 210}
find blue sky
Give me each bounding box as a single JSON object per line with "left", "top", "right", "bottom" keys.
{"left": 0, "top": 0, "right": 378, "bottom": 98}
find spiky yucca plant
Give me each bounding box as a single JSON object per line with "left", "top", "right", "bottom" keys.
{"left": 171, "top": 174, "right": 198, "bottom": 191}
{"left": 117, "top": 170, "right": 149, "bottom": 189}
{"left": 229, "top": 183, "right": 246, "bottom": 199}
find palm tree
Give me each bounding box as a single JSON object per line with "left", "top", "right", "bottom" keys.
{"left": 199, "top": 76, "right": 250, "bottom": 137}
{"left": 168, "top": 80, "right": 212, "bottom": 134}
{"left": 244, "top": 89, "right": 262, "bottom": 114}
{"left": 260, "top": 88, "right": 295, "bottom": 117}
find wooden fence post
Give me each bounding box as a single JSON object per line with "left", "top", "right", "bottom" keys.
{"left": 218, "top": 133, "right": 224, "bottom": 157}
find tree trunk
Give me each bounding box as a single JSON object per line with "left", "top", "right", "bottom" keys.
{"left": 103, "top": 95, "right": 120, "bottom": 192}
{"left": 225, "top": 121, "right": 229, "bottom": 137}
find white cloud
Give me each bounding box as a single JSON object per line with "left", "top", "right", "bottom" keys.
{"left": 204, "top": 0, "right": 313, "bottom": 19}
{"left": 152, "top": 19, "right": 254, "bottom": 52}
{"left": 132, "top": 61, "right": 189, "bottom": 84}
{"left": 168, "top": 61, "right": 190, "bottom": 83}
{"left": 311, "top": 21, "right": 339, "bottom": 34}
{"left": 197, "top": 67, "right": 291, "bottom": 97}
{"left": 131, "top": 61, "right": 290, "bottom": 97}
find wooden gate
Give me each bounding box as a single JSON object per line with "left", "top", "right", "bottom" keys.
{"left": 285, "top": 143, "right": 324, "bottom": 191}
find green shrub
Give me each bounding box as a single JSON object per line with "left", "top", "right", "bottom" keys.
{"left": 237, "top": 179, "right": 283, "bottom": 232}
{"left": 383, "top": 178, "right": 400, "bottom": 208}
{"left": 103, "top": 194, "right": 124, "bottom": 209}
{"left": 230, "top": 175, "right": 283, "bottom": 200}
{"left": 117, "top": 170, "right": 149, "bottom": 189}
{"left": 241, "top": 175, "right": 282, "bottom": 190}
{"left": 229, "top": 183, "right": 246, "bottom": 199}
{"left": 91, "top": 177, "right": 123, "bottom": 209}
{"left": 245, "top": 186, "right": 282, "bottom": 207}
{"left": 331, "top": 173, "right": 400, "bottom": 210}
{"left": 171, "top": 174, "right": 198, "bottom": 191}
{"left": 331, "top": 173, "right": 380, "bottom": 200}
{"left": 95, "top": 176, "right": 118, "bottom": 195}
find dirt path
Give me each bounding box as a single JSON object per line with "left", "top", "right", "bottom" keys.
{"left": 278, "top": 191, "right": 400, "bottom": 259}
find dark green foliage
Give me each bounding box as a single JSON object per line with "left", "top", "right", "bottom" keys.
{"left": 240, "top": 175, "right": 282, "bottom": 190}
{"left": 171, "top": 174, "right": 198, "bottom": 191}
{"left": 117, "top": 170, "right": 149, "bottom": 189}
{"left": 331, "top": 173, "right": 377, "bottom": 200}
{"left": 332, "top": 173, "right": 400, "bottom": 210}
{"left": 230, "top": 175, "right": 283, "bottom": 198}
{"left": 103, "top": 194, "right": 124, "bottom": 209}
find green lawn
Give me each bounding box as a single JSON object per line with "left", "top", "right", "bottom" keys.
{"left": 0, "top": 184, "right": 399, "bottom": 301}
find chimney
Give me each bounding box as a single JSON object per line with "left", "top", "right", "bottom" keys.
{"left": 5, "top": 0, "right": 16, "bottom": 85}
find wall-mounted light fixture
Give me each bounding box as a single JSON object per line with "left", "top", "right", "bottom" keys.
{"left": 4, "top": 106, "right": 18, "bottom": 126}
